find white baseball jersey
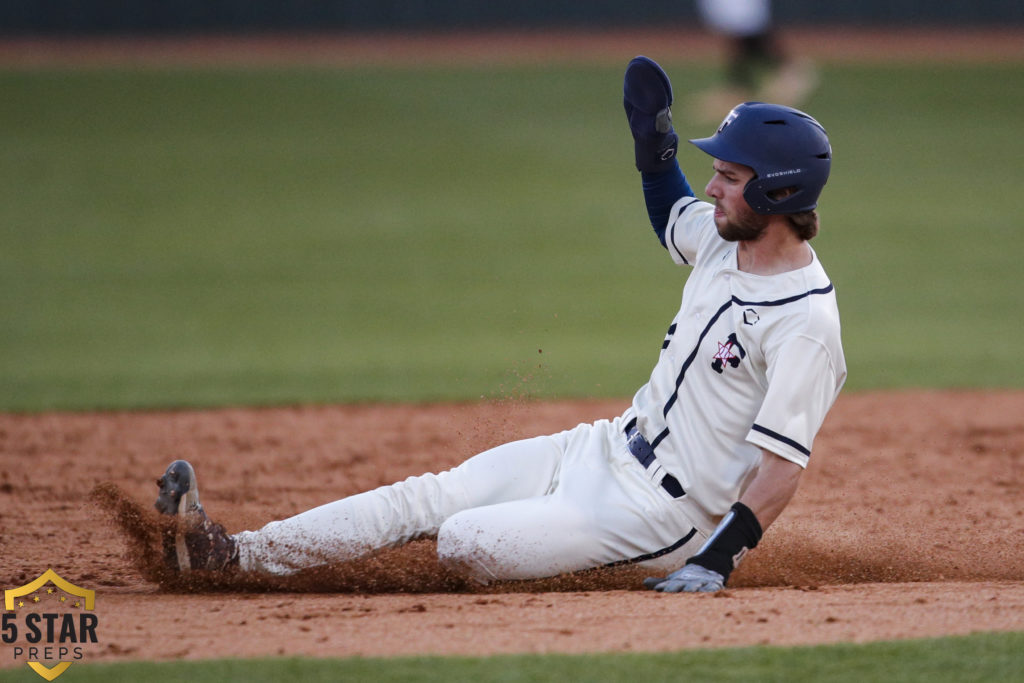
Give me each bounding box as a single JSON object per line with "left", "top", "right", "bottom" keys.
{"left": 623, "top": 196, "right": 846, "bottom": 527}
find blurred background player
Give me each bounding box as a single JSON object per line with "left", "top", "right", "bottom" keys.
{"left": 692, "top": 0, "right": 818, "bottom": 120}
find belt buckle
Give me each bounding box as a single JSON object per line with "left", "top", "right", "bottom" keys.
{"left": 627, "top": 426, "right": 685, "bottom": 499}
{"left": 627, "top": 427, "right": 656, "bottom": 469}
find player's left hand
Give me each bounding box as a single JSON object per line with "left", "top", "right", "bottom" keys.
{"left": 623, "top": 56, "right": 679, "bottom": 174}
{"left": 643, "top": 563, "right": 725, "bottom": 593}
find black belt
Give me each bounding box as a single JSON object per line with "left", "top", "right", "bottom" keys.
{"left": 626, "top": 426, "right": 685, "bottom": 498}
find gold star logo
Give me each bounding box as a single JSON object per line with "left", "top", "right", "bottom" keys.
{"left": 4, "top": 569, "right": 98, "bottom": 681}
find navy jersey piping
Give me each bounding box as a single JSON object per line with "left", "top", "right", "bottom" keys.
{"left": 602, "top": 527, "right": 699, "bottom": 568}
{"left": 751, "top": 424, "right": 811, "bottom": 457}
{"left": 661, "top": 322, "right": 678, "bottom": 350}
{"left": 666, "top": 198, "right": 700, "bottom": 265}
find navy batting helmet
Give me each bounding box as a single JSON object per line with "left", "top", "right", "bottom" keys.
{"left": 689, "top": 102, "right": 832, "bottom": 215}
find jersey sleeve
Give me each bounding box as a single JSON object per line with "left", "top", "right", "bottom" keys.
{"left": 746, "top": 334, "right": 844, "bottom": 468}
{"left": 663, "top": 196, "right": 716, "bottom": 267}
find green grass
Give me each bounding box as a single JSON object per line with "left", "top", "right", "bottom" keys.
{"left": 2, "top": 631, "right": 1021, "bottom": 682}
{"left": 1, "top": 62, "right": 1023, "bottom": 411}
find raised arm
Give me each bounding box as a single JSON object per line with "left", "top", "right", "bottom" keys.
{"left": 623, "top": 56, "right": 695, "bottom": 246}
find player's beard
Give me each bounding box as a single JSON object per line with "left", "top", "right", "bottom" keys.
{"left": 715, "top": 203, "right": 770, "bottom": 242}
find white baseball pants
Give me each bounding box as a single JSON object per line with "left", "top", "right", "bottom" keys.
{"left": 233, "top": 417, "right": 707, "bottom": 583}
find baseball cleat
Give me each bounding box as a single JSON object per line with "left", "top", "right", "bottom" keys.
{"left": 155, "top": 459, "right": 201, "bottom": 516}
{"left": 154, "top": 459, "right": 238, "bottom": 572}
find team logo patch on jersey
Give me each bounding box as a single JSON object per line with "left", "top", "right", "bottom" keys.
{"left": 711, "top": 332, "right": 746, "bottom": 373}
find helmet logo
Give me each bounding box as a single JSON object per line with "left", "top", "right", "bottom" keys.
{"left": 717, "top": 108, "right": 740, "bottom": 134}
{"left": 765, "top": 168, "right": 802, "bottom": 178}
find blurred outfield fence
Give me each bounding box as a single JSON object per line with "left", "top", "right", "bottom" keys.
{"left": 0, "top": 0, "right": 1021, "bottom": 35}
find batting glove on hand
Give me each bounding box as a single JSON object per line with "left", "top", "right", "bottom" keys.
{"left": 623, "top": 56, "right": 679, "bottom": 174}
{"left": 643, "top": 563, "right": 725, "bottom": 593}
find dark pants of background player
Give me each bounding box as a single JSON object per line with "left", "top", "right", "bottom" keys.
{"left": 730, "top": 33, "right": 783, "bottom": 90}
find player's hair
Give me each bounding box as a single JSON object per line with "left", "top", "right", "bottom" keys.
{"left": 769, "top": 186, "right": 819, "bottom": 240}
{"left": 785, "top": 210, "right": 819, "bottom": 241}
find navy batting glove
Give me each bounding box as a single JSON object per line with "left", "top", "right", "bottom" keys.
{"left": 623, "top": 56, "right": 679, "bottom": 173}
{"left": 643, "top": 564, "right": 725, "bottom": 593}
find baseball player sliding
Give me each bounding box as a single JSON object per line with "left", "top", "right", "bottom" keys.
{"left": 153, "top": 56, "right": 845, "bottom": 593}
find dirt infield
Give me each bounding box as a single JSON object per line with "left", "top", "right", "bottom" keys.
{"left": 1, "top": 390, "right": 1022, "bottom": 665}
